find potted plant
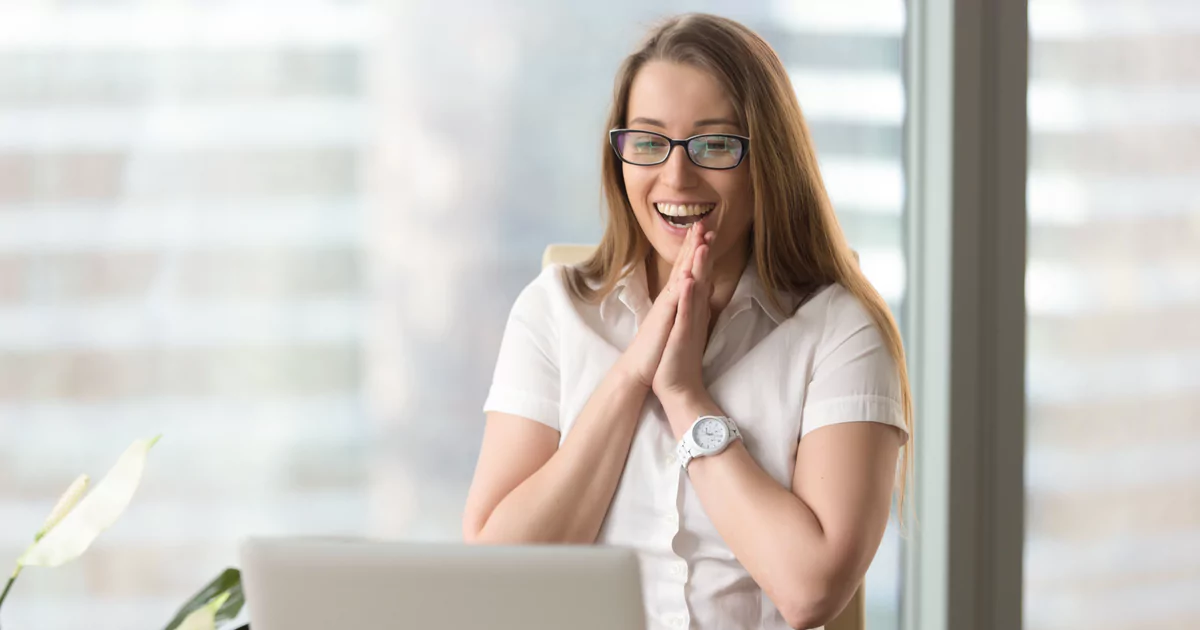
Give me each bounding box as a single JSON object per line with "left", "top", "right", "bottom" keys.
{"left": 0, "top": 436, "right": 247, "bottom": 630}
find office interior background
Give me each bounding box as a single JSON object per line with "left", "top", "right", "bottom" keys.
{"left": 0, "top": 0, "right": 1196, "bottom": 629}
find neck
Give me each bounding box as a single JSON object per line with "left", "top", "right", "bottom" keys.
{"left": 648, "top": 238, "right": 750, "bottom": 315}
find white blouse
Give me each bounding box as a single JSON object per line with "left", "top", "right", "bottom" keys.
{"left": 483, "top": 257, "right": 907, "bottom": 630}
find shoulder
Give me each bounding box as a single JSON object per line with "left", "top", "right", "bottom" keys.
{"left": 788, "top": 283, "right": 889, "bottom": 359}
{"left": 527, "top": 263, "right": 572, "bottom": 294}
{"left": 791, "top": 283, "right": 877, "bottom": 335}
{"left": 508, "top": 263, "right": 593, "bottom": 322}
{"left": 820, "top": 283, "right": 878, "bottom": 326}
{"left": 511, "top": 264, "right": 570, "bottom": 311}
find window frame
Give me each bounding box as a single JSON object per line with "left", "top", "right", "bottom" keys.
{"left": 901, "top": 1, "right": 1028, "bottom": 629}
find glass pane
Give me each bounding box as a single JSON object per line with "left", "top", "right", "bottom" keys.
{"left": 1026, "top": 2, "right": 1200, "bottom": 629}
{"left": 0, "top": 2, "right": 906, "bottom": 628}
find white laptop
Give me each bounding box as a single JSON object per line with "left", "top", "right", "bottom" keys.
{"left": 240, "top": 537, "right": 646, "bottom": 630}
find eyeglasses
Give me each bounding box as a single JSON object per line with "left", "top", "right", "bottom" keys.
{"left": 609, "top": 129, "right": 750, "bottom": 170}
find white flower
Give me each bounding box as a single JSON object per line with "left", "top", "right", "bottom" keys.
{"left": 18, "top": 436, "right": 160, "bottom": 568}
{"left": 35, "top": 474, "right": 90, "bottom": 541}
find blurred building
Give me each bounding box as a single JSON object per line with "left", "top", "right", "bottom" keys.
{"left": 1024, "top": 1, "right": 1200, "bottom": 628}
{"left": 6, "top": 2, "right": 1195, "bottom": 630}
{"left": 0, "top": 2, "right": 907, "bottom": 629}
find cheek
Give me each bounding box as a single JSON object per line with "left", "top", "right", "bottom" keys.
{"left": 622, "top": 166, "right": 650, "bottom": 203}
{"left": 712, "top": 173, "right": 753, "bottom": 216}
{"left": 712, "top": 173, "right": 755, "bottom": 244}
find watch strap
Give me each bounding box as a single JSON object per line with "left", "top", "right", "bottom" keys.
{"left": 676, "top": 416, "right": 740, "bottom": 471}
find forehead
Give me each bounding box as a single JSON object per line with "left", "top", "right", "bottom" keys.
{"left": 626, "top": 61, "right": 737, "bottom": 125}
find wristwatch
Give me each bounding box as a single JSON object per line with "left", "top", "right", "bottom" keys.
{"left": 676, "top": 415, "right": 742, "bottom": 471}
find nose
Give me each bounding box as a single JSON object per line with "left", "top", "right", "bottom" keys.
{"left": 659, "top": 144, "right": 698, "bottom": 189}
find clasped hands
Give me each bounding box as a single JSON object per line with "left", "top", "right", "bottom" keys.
{"left": 618, "top": 224, "right": 722, "bottom": 440}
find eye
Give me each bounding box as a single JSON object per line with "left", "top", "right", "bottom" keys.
{"left": 633, "top": 138, "right": 668, "bottom": 153}
{"left": 700, "top": 138, "right": 732, "bottom": 154}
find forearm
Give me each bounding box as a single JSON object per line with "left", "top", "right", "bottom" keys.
{"left": 664, "top": 395, "right": 852, "bottom": 623}
{"left": 689, "top": 443, "right": 848, "bottom": 608}
{"left": 474, "top": 364, "right": 649, "bottom": 545}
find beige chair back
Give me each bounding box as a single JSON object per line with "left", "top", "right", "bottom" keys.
{"left": 541, "top": 244, "right": 867, "bottom": 630}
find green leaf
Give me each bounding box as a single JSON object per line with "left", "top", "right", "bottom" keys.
{"left": 164, "top": 568, "right": 243, "bottom": 630}
{"left": 176, "top": 590, "right": 232, "bottom": 630}
{"left": 18, "top": 436, "right": 160, "bottom": 568}
{"left": 214, "top": 579, "right": 245, "bottom": 625}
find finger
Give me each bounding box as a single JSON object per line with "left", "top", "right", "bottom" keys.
{"left": 692, "top": 243, "right": 708, "bottom": 285}
{"left": 670, "top": 224, "right": 700, "bottom": 284}
{"left": 652, "top": 292, "right": 680, "bottom": 332}
{"left": 644, "top": 281, "right": 681, "bottom": 340}
{"left": 670, "top": 278, "right": 693, "bottom": 337}
{"left": 686, "top": 224, "right": 704, "bottom": 274}
{"left": 694, "top": 243, "right": 716, "bottom": 308}
{"left": 677, "top": 224, "right": 703, "bottom": 279}
{"left": 685, "top": 247, "right": 710, "bottom": 332}
{"left": 691, "top": 274, "right": 710, "bottom": 352}
{"left": 703, "top": 232, "right": 716, "bottom": 278}
{"left": 655, "top": 279, "right": 689, "bottom": 367}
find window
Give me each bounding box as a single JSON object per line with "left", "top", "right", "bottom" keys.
{"left": 0, "top": 2, "right": 909, "bottom": 628}
{"left": 1025, "top": 1, "right": 1200, "bottom": 628}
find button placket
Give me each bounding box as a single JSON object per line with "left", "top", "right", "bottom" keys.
{"left": 669, "top": 559, "right": 688, "bottom": 580}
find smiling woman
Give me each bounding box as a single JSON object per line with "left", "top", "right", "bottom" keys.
{"left": 465, "top": 12, "right": 912, "bottom": 630}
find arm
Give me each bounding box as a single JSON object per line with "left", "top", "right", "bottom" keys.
{"left": 462, "top": 366, "right": 650, "bottom": 545}
{"left": 664, "top": 394, "right": 904, "bottom": 629}
{"left": 655, "top": 230, "right": 907, "bottom": 628}
{"left": 465, "top": 234, "right": 704, "bottom": 544}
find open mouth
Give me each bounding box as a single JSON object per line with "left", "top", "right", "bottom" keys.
{"left": 655, "top": 202, "right": 716, "bottom": 228}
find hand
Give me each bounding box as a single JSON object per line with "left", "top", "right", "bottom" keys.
{"left": 652, "top": 225, "right": 715, "bottom": 417}
{"left": 616, "top": 223, "right": 706, "bottom": 389}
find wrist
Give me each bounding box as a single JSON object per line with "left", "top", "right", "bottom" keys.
{"left": 614, "top": 356, "right": 653, "bottom": 393}
{"left": 662, "top": 390, "right": 722, "bottom": 438}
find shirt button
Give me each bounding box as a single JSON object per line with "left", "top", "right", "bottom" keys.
{"left": 664, "top": 512, "right": 678, "bottom": 524}
{"left": 671, "top": 561, "right": 687, "bottom": 577}
{"left": 664, "top": 453, "right": 677, "bottom": 466}
{"left": 668, "top": 614, "right": 688, "bottom": 628}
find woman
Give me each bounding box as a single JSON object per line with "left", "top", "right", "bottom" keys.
{"left": 463, "top": 13, "right": 912, "bottom": 630}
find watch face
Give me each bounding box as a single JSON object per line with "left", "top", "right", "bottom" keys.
{"left": 693, "top": 418, "right": 728, "bottom": 450}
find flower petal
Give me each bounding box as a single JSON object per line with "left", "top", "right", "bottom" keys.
{"left": 17, "top": 436, "right": 160, "bottom": 568}
{"left": 35, "top": 474, "right": 90, "bottom": 541}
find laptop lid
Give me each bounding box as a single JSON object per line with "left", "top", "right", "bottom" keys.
{"left": 240, "top": 537, "right": 645, "bottom": 630}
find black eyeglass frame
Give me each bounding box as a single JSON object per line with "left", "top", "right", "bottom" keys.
{"left": 608, "top": 128, "right": 752, "bottom": 170}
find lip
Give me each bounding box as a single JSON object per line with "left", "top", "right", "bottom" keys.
{"left": 654, "top": 203, "right": 718, "bottom": 238}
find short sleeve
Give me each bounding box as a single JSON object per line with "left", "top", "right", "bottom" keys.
{"left": 481, "top": 267, "right": 561, "bottom": 431}
{"left": 800, "top": 288, "right": 908, "bottom": 440}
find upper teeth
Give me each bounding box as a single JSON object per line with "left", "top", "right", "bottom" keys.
{"left": 656, "top": 203, "right": 714, "bottom": 217}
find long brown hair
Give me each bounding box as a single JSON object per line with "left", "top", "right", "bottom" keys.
{"left": 565, "top": 13, "right": 913, "bottom": 516}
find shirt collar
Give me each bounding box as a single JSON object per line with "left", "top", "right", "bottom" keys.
{"left": 601, "top": 256, "right": 799, "bottom": 326}
{"left": 740, "top": 257, "right": 799, "bottom": 325}
{"left": 600, "top": 260, "right": 651, "bottom": 323}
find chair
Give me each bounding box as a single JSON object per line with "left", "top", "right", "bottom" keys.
{"left": 542, "top": 244, "right": 867, "bottom": 630}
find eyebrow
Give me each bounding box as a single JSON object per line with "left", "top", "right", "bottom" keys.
{"left": 628, "top": 117, "right": 741, "bottom": 130}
